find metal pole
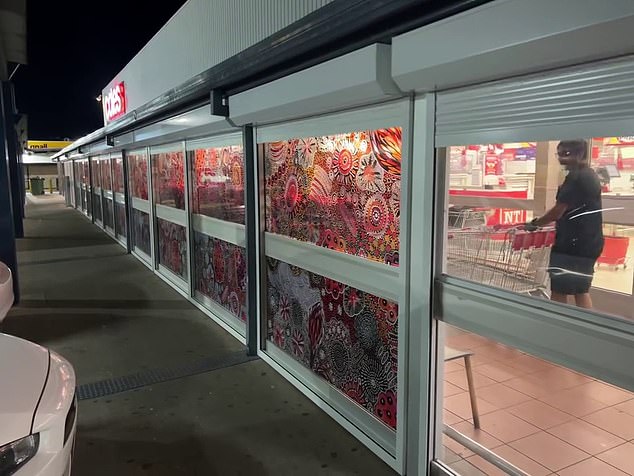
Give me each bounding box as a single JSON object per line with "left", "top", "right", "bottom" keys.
{"left": 122, "top": 151, "right": 132, "bottom": 253}
{"left": 2, "top": 82, "right": 23, "bottom": 238}
{"left": 244, "top": 125, "right": 261, "bottom": 356}
{"left": 0, "top": 85, "right": 18, "bottom": 303}
{"left": 443, "top": 425, "right": 529, "bottom": 476}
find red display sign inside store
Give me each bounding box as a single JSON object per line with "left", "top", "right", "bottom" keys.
{"left": 103, "top": 82, "right": 127, "bottom": 122}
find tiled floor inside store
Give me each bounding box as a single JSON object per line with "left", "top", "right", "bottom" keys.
{"left": 442, "top": 328, "right": 634, "bottom": 476}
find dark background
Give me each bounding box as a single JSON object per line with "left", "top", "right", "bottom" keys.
{"left": 13, "top": 1, "right": 187, "bottom": 140}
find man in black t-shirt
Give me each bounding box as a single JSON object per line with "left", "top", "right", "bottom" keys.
{"left": 528, "top": 139, "right": 604, "bottom": 309}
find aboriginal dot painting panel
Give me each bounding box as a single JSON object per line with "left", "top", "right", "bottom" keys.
{"left": 113, "top": 157, "right": 124, "bottom": 194}
{"left": 103, "top": 199, "right": 114, "bottom": 229}
{"left": 264, "top": 128, "right": 402, "bottom": 267}
{"left": 157, "top": 218, "right": 187, "bottom": 279}
{"left": 85, "top": 189, "right": 91, "bottom": 216}
{"left": 267, "top": 258, "right": 398, "bottom": 430}
{"left": 128, "top": 153, "right": 149, "bottom": 200}
{"left": 92, "top": 193, "right": 102, "bottom": 222}
{"left": 91, "top": 159, "right": 101, "bottom": 189}
{"left": 190, "top": 145, "right": 245, "bottom": 225}
{"left": 101, "top": 159, "right": 113, "bottom": 190}
{"left": 193, "top": 232, "right": 247, "bottom": 323}
{"left": 152, "top": 151, "right": 185, "bottom": 210}
{"left": 132, "top": 209, "right": 151, "bottom": 256}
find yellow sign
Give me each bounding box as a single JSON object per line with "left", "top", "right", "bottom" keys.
{"left": 27, "top": 140, "right": 73, "bottom": 151}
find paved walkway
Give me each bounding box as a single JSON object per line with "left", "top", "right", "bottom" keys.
{"left": 4, "top": 195, "right": 395, "bottom": 476}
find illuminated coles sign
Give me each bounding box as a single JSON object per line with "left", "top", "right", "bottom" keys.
{"left": 103, "top": 82, "right": 127, "bottom": 122}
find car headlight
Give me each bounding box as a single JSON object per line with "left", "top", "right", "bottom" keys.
{"left": 0, "top": 434, "right": 39, "bottom": 475}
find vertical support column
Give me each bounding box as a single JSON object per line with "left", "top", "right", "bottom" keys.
{"left": 2, "top": 82, "right": 23, "bottom": 238}
{"left": 406, "top": 95, "right": 437, "bottom": 476}
{"left": 122, "top": 152, "right": 132, "bottom": 253}
{"left": 147, "top": 146, "right": 158, "bottom": 269}
{"left": 244, "top": 125, "right": 262, "bottom": 356}
{"left": 88, "top": 158, "right": 95, "bottom": 223}
{"left": 183, "top": 140, "right": 193, "bottom": 297}
{"left": 534, "top": 141, "right": 562, "bottom": 215}
{"left": 109, "top": 154, "right": 115, "bottom": 232}
{"left": 0, "top": 86, "right": 18, "bottom": 303}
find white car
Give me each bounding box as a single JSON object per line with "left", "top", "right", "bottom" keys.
{"left": 0, "top": 261, "right": 13, "bottom": 323}
{"left": 0, "top": 333, "right": 77, "bottom": 475}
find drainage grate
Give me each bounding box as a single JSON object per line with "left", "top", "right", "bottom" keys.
{"left": 76, "top": 350, "right": 257, "bottom": 400}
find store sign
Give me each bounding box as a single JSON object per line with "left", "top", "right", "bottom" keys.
{"left": 486, "top": 209, "right": 527, "bottom": 226}
{"left": 27, "top": 140, "right": 73, "bottom": 151}
{"left": 103, "top": 82, "right": 127, "bottom": 122}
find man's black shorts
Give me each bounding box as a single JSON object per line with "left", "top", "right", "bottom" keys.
{"left": 548, "top": 252, "right": 597, "bottom": 295}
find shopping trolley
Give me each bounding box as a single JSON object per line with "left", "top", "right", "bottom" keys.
{"left": 448, "top": 206, "right": 488, "bottom": 229}
{"left": 446, "top": 225, "right": 556, "bottom": 297}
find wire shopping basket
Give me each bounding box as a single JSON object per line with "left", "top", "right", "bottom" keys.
{"left": 448, "top": 206, "right": 488, "bottom": 230}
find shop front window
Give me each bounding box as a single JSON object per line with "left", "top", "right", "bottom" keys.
{"left": 115, "top": 202, "right": 126, "bottom": 239}
{"left": 193, "top": 233, "right": 247, "bottom": 322}
{"left": 113, "top": 157, "right": 124, "bottom": 194}
{"left": 443, "top": 138, "right": 634, "bottom": 319}
{"left": 190, "top": 145, "right": 245, "bottom": 224}
{"left": 438, "top": 323, "right": 634, "bottom": 476}
{"left": 152, "top": 150, "right": 185, "bottom": 210}
{"left": 264, "top": 128, "right": 402, "bottom": 267}
{"left": 101, "top": 158, "right": 113, "bottom": 190}
{"left": 103, "top": 199, "right": 113, "bottom": 229}
{"left": 157, "top": 218, "right": 187, "bottom": 278}
{"left": 261, "top": 119, "right": 404, "bottom": 435}
{"left": 266, "top": 258, "right": 398, "bottom": 429}
{"left": 91, "top": 158, "right": 101, "bottom": 189}
{"left": 128, "top": 153, "right": 149, "bottom": 200}
{"left": 131, "top": 209, "right": 151, "bottom": 256}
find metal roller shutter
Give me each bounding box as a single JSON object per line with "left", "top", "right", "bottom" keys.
{"left": 435, "top": 55, "right": 634, "bottom": 146}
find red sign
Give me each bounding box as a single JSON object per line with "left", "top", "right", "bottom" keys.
{"left": 103, "top": 82, "right": 127, "bottom": 122}
{"left": 449, "top": 189, "right": 529, "bottom": 199}
{"left": 484, "top": 154, "right": 502, "bottom": 176}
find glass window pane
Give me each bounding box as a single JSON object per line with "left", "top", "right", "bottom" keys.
{"left": 442, "top": 139, "right": 634, "bottom": 320}
{"left": 152, "top": 150, "right": 185, "bottom": 209}
{"left": 190, "top": 145, "right": 245, "bottom": 224}
{"left": 101, "top": 158, "right": 113, "bottom": 190}
{"left": 263, "top": 128, "right": 402, "bottom": 266}
{"left": 115, "top": 202, "right": 126, "bottom": 239}
{"left": 437, "top": 323, "right": 634, "bottom": 476}
{"left": 193, "top": 232, "right": 247, "bottom": 322}
{"left": 91, "top": 159, "right": 101, "bottom": 188}
{"left": 86, "top": 190, "right": 92, "bottom": 216}
{"left": 131, "top": 209, "right": 151, "bottom": 256}
{"left": 103, "top": 199, "right": 113, "bottom": 229}
{"left": 266, "top": 258, "right": 398, "bottom": 429}
{"left": 157, "top": 218, "right": 187, "bottom": 278}
{"left": 113, "top": 157, "right": 124, "bottom": 194}
{"left": 128, "top": 152, "right": 149, "bottom": 200}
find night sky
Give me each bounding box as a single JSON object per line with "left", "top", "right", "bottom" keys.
{"left": 14, "top": 1, "right": 187, "bottom": 141}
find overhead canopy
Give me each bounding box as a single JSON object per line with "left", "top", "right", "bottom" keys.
{"left": 0, "top": 0, "right": 26, "bottom": 78}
